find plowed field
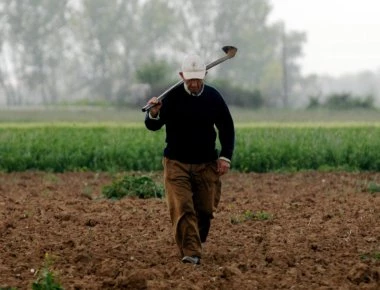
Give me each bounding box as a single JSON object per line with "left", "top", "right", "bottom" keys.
{"left": 1, "top": 171, "right": 380, "bottom": 289}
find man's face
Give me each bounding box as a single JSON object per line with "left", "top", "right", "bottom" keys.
{"left": 184, "top": 78, "right": 204, "bottom": 94}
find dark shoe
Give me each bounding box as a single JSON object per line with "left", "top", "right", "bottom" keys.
{"left": 181, "top": 255, "right": 200, "bottom": 265}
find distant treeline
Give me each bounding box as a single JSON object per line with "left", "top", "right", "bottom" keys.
{"left": 307, "top": 92, "right": 376, "bottom": 110}
{"left": 1, "top": 1, "right": 378, "bottom": 109}
{"left": 0, "top": 0, "right": 307, "bottom": 108}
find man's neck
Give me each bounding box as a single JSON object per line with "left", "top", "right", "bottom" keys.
{"left": 184, "top": 83, "right": 204, "bottom": 96}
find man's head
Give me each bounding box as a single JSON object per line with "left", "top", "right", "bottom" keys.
{"left": 180, "top": 54, "right": 206, "bottom": 94}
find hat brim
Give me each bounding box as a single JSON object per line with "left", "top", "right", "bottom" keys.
{"left": 182, "top": 70, "right": 206, "bottom": 80}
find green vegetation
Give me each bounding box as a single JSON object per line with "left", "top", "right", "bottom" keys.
{"left": 32, "top": 253, "right": 63, "bottom": 290}
{"left": 367, "top": 182, "right": 380, "bottom": 195}
{"left": 0, "top": 125, "right": 163, "bottom": 172}
{"left": 1, "top": 122, "right": 380, "bottom": 173}
{"left": 0, "top": 1, "right": 305, "bottom": 108}
{"left": 234, "top": 126, "right": 380, "bottom": 172}
{"left": 102, "top": 174, "right": 164, "bottom": 199}
{"left": 230, "top": 210, "right": 272, "bottom": 224}
{"left": 253, "top": 211, "right": 272, "bottom": 221}
{"left": 308, "top": 93, "right": 375, "bottom": 110}
{"left": 360, "top": 252, "right": 380, "bottom": 262}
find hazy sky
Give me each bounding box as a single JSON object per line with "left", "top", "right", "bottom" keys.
{"left": 269, "top": 0, "right": 380, "bottom": 77}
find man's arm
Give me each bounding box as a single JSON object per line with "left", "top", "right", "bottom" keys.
{"left": 214, "top": 94, "right": 235, "bottom": 175}
{"left": 216, "top": 101, "right": 235, "bottom": 162}
{"left": 144, "top": 97, "right": 165, "bottom": 131}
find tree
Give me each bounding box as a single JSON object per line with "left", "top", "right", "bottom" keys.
{"left": 72, "top": 0, "right": 178, "bottom": 103}
{"left": 0, "top": 0, "right": 308, "bottom": 108}
{"left": 0, "top": 0, "right": 69, "bottom": 105}
{"left": 280, "top": 23, "right": 306, "bottom": 107}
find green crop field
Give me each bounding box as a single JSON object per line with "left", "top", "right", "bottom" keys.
{"left": 1, "top": 116, "right": 380, "bottom": 172}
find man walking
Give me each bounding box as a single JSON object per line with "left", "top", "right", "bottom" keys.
{"left": 144, "top": 53, "right": 235, "bottom": 265}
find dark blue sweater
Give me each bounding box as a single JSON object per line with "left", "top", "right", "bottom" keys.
{"left": 145, "top": 84, "right": 235, "bottom": 164}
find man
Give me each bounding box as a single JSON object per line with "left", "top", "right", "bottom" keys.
{"left": 144, "top": 53, "right": 235, "bottom": 265}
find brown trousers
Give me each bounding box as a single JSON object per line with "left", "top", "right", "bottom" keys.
{"left": 163, "top": 157, "right": 221, "bottom": 258}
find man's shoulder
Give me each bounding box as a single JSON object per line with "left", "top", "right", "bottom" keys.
{"left": 203, "top": 85, "right": 225, "bottom": 103}
{"left": 204, "top": 84, "right": 222, "bottom": 95}
{"left": 163, "top": 84, "right": 186, "bottom": 102}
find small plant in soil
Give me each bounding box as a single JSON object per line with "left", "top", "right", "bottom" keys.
{"left": 367, "top": 182, "right": 380, "bottom": 195}
{"left": 256, "top": 211, "right": 272, "bottom": 220}
{"left": 102, "top": 174, "right": 164, "bottom": 199}
{"left": 32, "top": 253, "right": 63, "bottom": 290}
{"left": 360, "top": 251, "right": 380, "bottom": 261}
{"left": 231, "top": 210, "right": 272, "bottom": 224}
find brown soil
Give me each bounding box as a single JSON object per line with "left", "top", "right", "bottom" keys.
{"left": 1, "top": 171, "right": 380, "bottom": 290}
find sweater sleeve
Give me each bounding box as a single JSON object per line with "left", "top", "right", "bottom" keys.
{"left": 144, "top": 111, "right": 165, "bottom": 131}
{"left": 215, "top": 97, "right": 235, "bottom": 161}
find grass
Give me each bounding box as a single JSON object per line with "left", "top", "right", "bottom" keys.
{"left": 1, "top": 107, "right": 380, "bottom": 173}
{"left": 230, "top": 210, "right": 272, "bottom": 224}
{"left": 360, "top": 251, "right": 380, "bottom": 261}
{"left": 2, "top": 125, "right": 380, "bottom": 172}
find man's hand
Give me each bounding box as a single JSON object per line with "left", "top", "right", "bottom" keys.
{"left": 147, "top": 97, "right": 162, "bottom": 118}
{"left": 217, "top": 158, "right": 230, "bottom": 176}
